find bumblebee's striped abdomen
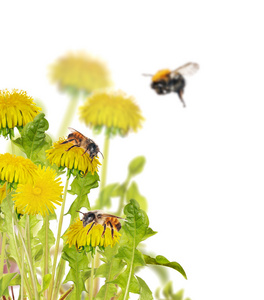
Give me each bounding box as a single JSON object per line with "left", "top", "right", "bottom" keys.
{"left": 106, "top": 217, "right": 122, "bottom": 231}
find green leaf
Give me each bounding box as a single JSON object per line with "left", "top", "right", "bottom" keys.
{"left": 163, "top": 281, "right": 173, "bottom": 298}
{"left": 137, "top": 276, "right": 153, "bottom": 300}
{"left": 110, "top": 199, "right": 151, "bottom": 300}
{"left": 128, "top": 156, "right": 146, "bottom": 177}
{"left": 1, "top": 196, "right": 23, "bottom": 265}
{"left": 143, "top": 254, "right": 187, "bottom": 280}
{"left": 66, "top": 172, "right": 99, "bottom": 222}
{"left": 95, "top": 183, "right": 120, "bottom": 209}
{"left": 13, "top": 113, "right": 49, "bottom": 163}
{"left": 126, "top": 181, "right": 148, "bottom": 211}
{"left": 123, "top": 199, "right": 150, "bottom": 246}
{"left": 41, "top": 274, "right": 52, "bottom": 292}
{"left": 171, "top": 288, "right": 184, "bottom": 300}
{"left": 62, "top": 244, "right": 90, "bottom": 298}
{"left": 95, "top": 244, "right": 125, "bottom": 299}
{"left": 94, "top": 284, "right": 118, "bottom": 300}
{"left": 0, "top": 273, "right": 17, "bottom": 297}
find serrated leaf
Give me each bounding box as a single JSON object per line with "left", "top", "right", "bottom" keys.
{"left": 95, "top": 244, "right": 125, "bottom": 299}
{"left": 142, "top": 227, "right": 158, "bottom": 241}
{"left": 66, "top": 172, "right": 99, "bottom": 222}
{"left": 0, "top": 273, "right": 17, "bottom": 297}
{"left": 123, "top": 199, "right": 151, "bottom": 246}
{"left": 62, "top": 244, "right": 90, "bottom": 298}
{"left": 137, "top": 276, "right": 153, "bottom": 300}
{"left": 94, "top": 283, "right": 118, "bottom": 300}
{"left": 128, "top": 156, "right": 146, "bottom": 177}
{"left": 13, "top": 113, "right": 49, "bottom": 163}
{"left": 126, "top": 181, "right": 148, "bottom": 211}
{"left": 111, "top": 199, "right": 151, "bottom": 300}
{"left": 143, "top": 255, "right": 187, "bottom": 280}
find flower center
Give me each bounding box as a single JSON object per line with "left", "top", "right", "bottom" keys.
{"left": 33, "top": 187, "right": 42, "bottom": 195}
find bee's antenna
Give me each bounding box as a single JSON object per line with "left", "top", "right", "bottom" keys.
{"left": 99, "top": 151, "right": 104, "bottom": 159}
{"left": 76, "top": 210, "right": 85, "bottom": 215}
{"left": 142, "top": 73, "right": 153, "bottom": 77}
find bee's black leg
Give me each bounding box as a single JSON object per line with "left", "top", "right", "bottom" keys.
{"left": 178, "top": 89, "right": 186, "bottom": 107}
{"left": 66, "top": 145, "right": 79, "bottom": 151}
{"left": 61, "top": 139, "right": 75, "bottom": 144}
{"left": 102, "top": 223, "right": 106, "bottom": 237}
{"left": 81, "top": 148, "right": 89, "bottom": 156}
{"left": 87, "top": 221, "right": 95, "bottom": 235}
{"left": 108, "top": 222, "right": 114, "bottom": 238}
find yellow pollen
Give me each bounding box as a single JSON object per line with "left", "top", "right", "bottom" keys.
{"left": 33, "top": 187, "right": 42, "bottom": 195}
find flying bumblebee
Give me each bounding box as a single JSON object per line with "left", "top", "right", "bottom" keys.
{"left": 61, "top": 128, "right": 104, "bottom": 161}
{"left": 143, "top": 62, "right": 199, "bottom": 107}
{"left": 77, "top": 210, "right": 123, "bottom": 238}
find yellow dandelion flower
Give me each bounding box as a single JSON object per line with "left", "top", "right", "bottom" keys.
{"left": 0, "top": 182, "right": 7, "bottom": 204}
{"left": 0, "top": 153, "right": 38, "bottom": 186}
{"left": 65, "top": 218, "right": 121, "bottom": 250}
{"left": 0, "top": 89, "right": 41, "bottom": 139}
{"left": 79, "top": 90, "right": 144, "bottom": 136}
{"left": 46, "top": 138, "right": 100, "bottom": 175}
{"left": 12, "top": 165, "right": 63, "bottom": 216}
{"left": 49, "top": 52, "right": 111, "bottom": 96}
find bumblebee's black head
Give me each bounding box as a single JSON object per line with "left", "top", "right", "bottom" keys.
{"left": 82, "top": 212, "right": 95, "bottom": 227}
{"left": 88, "top": 142, "right": 99, "bottom": 160}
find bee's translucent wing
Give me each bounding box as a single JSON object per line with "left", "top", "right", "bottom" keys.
{"left": 103, "top": 213, "right": 124, "bottom": 220}
{"left": 68, "top": 127, "right": 87, "bottom": 138}
{"left": 171, "top": 62, "right": 199, "bottom": 76}
{"left": 68, "top": 127, "right": 79, "bottom": 133}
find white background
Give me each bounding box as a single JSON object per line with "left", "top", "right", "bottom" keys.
{"left": 1, "top": 1, "right": 264, "bottom": 299}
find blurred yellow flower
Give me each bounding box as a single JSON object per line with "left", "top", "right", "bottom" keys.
{"left": 13, "top": 165, "right": 63, "bottom": 216}
{"left": 0, "top": 89, "right": 41, "bottom": 139}
{"left": 0, "top": 183, "right": 7, "bottom": 204}
{"left": 0, "top": 153, "right": 38, "bottom": 186}
{"left": 49, "top": 52, "right": 111, "bottom": 95}
{"left": 65, "top": 218, "right": 121, "bottom": 250}
{"left": 46, "top": 138, "right": 100, "bottom": 175}
{"left": 79, "top": 90, "right": 144, "bottom": 136}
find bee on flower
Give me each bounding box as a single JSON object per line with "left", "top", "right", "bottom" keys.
{"left": 65, "top": 210, "right": 123, "bottom": 251}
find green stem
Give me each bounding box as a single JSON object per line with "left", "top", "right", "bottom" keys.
{"left": 92, "top": 135, "right": 111, "bottom": 296}
{"left": 18, "top": 215, "right": 39, "bottom": 300}
{"left": 57, "top": 94, "right": 79, "bottom": 138}
{"left": 53, "top": 259, "right": 66, "bottom": 300}
{"left": 5, "top": 189, "right": 32, "bottom": 299}
{"left": 116, "top": 174, "right": 131, "bottom": 216}
{"left": 48, "top": 176, "right": 70, "bottom": 300}
{"left": 89, "top": 250, "right": 96, "bottom": 300}
{"left": 0, "top": 232, "right": 7, "bottom": 277}
{"left": 10, "top": 209, "right": 33, "bottom": 299}
{"left": 44, "top": 215, "right": 49, "bottom": 299}
{"left": 58, "top": 285, "right": 74, "bottom": 300}
{"left": 100, "top": 134, "right": 110, "bottom": 191}
{"left": 21, "top": 245, "right": 24, "bottom": 300}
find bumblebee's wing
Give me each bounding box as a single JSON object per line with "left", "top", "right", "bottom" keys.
{"left": 171, "top": 62, "right": 199, "bottom": 76}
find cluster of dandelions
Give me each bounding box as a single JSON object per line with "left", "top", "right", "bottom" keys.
{"left": 0, "top": 85, "right": 145, "bottom": 299}
{"left": 0, "top": 53, "right": 187, "bottom": 300}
